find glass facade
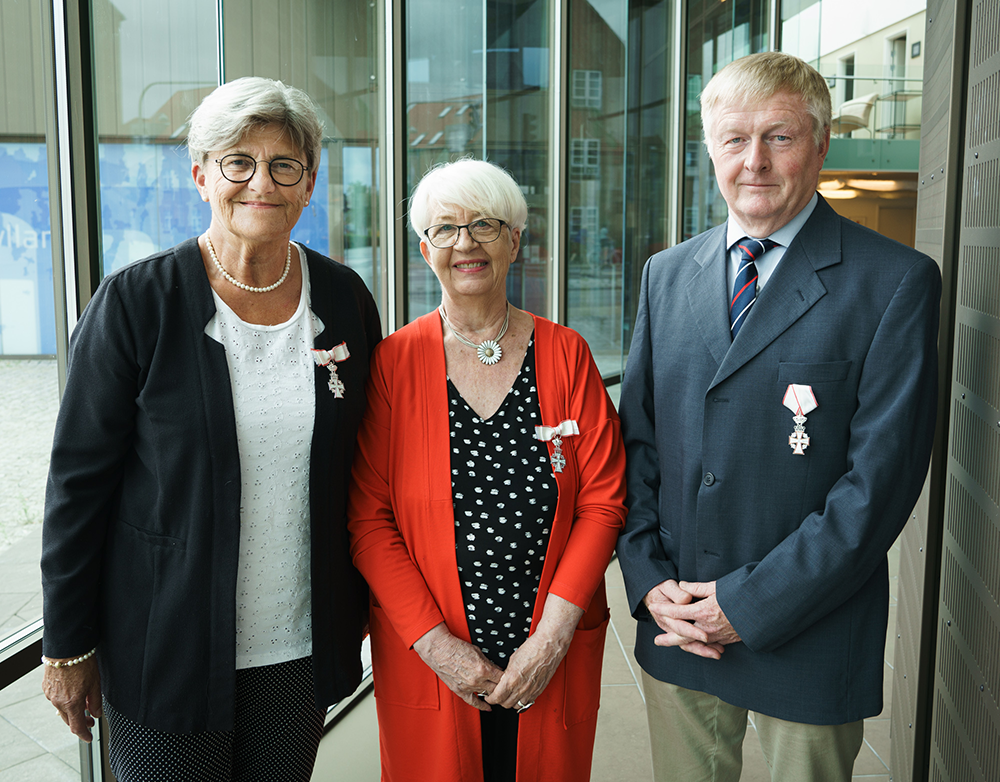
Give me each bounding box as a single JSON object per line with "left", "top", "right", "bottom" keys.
{"left": 682, "top": 0, "right": 770, "bottom": 240}
{"left": 0, "top": 1, "right": 932, "bottom": 776}
{"left": 90, "top": 0, "right": 382, "bottom": 295}
{"left": 404, "top": 0, "right": 553, "bottom": 322}
{"left": 565, "top": 0, "right": 629, "bottom": 377}
{"left": 0, "top": 0, "right": 59, "bottom": 655}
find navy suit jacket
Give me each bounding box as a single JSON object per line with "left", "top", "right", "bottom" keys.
{"left": 41, "top": 238, "right": 381, "bottom": 732}
{"left": 616, "top": 196, "right": 940, "bottom": 724}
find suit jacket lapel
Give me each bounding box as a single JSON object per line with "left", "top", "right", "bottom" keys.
{"left": 710, "top": 197, "right": 842, "bottom": 389}
{"left": 685, "top": 226, "right": 732, "bottom": 368}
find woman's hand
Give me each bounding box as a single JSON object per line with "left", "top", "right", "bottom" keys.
{"left": 41, "top": 657, "right": 102, "bottom": 742}
{"left": 413, "top": 623, "right": 504, "bottom": 711}
{"left": 487, "top": 594, "right": 584, "bottom": 711}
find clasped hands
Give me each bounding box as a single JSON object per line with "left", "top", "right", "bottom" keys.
{"left": 643, "top": 579, "right": 740, "bottom": 660}
{"left": 413, "top": 623, "right": 568, "bottom": 712}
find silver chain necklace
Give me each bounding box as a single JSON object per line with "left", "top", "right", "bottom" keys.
{"left": 207, "top": 235, "right": 291, "bottom": 293}
{"left": 439, "top": 302, "right": 510, "bottom": 365}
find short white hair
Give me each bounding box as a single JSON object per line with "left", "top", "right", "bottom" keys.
{"left": 187, "top": 77, "right": 324, "bottom": 169}
{"left": 409, "top": 158, "right": 528, "bottom": 237}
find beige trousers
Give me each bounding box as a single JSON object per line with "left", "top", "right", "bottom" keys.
{"left": 641, "top": 670, "right": 865, "bottom": 782}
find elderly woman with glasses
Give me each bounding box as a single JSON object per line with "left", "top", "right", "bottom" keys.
{"left": 40, "top": 77, "right": 380, "bottom": 782}
{"left": 348, "top": 158, "right": 626, "bottom": 782}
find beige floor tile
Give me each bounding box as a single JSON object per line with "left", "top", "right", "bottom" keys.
{"left": 311, "top": 691, "right": 380, "bottom": 782}
{"left": 0, "top": 751, "right": 79, "bottom": 782}
{"left": 861, "top": 718, "right": 892, "bottom": 772}
{"left": 592, "top": 685, "right": 652, "bottom": 782}
{"left": 853, "top": 731, "right": 891, "bottom": 776}
{"left": 603, "top": 624, "right": 639, "bottom": 686}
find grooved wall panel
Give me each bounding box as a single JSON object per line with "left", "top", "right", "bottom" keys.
{"left": 892, "top": 0, "right": 958, "bottom": 777}
{"left": 929, "top": 1, "right": 1000, "bottom": 780}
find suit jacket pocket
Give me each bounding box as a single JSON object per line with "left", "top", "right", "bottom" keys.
{"left": 778, "top": 360, "right": 852, "bottom": 384}
{"left": 369, "top": 603, "right": 440, "bottom": 709}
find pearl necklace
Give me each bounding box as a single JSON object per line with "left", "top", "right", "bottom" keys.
{"left": 207, "top": 235, "right": 291, "bottom": 293}
{"left": 439, "top": 303, "right": 510, "bottom": 366}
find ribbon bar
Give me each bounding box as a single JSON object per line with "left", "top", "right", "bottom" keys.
{"left": 534, "top": 420, "right": 580, "bottom": 442}
{"left": 782, "top": 384, "right": 817, "bottom": 416}
{"left": 312, "top": 341, "right": 350, "bottom": 367}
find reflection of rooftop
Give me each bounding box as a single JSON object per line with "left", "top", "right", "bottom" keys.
{"left": 406, "top": 99, "right": 482, "bottom": 152}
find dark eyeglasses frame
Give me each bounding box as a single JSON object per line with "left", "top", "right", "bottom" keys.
{"left": 214, "top": 154, "right": 310, "bottom": 187}
{"left": 423, "top": 218, "right": 509, "bottom": 249}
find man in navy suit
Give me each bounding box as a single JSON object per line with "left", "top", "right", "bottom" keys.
{"left": 616, "top": 52, "right": 940, "bottom": 781}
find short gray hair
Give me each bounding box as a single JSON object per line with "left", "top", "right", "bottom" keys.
{"left": 700, "top": 52, "right": 831, "bottom": 148}
{"left": 409, "top": 158, "right": 528, "bottom": 237}
{"left": 187, "top": 77, "right": 324, "bottom": 170}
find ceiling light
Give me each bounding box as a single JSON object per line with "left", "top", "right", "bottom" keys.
{"left": 845, "top": 179, "right": 902, "bottom": 192}
{"left": 818, "top": 179, "right": 845, "bottom": 190}
{"left": 821, "top": 189, "right": 859, "bottom": 199}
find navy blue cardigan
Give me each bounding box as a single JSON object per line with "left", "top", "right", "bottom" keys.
{"left": 41, "top": 238, "right": 381, "bottom": 732}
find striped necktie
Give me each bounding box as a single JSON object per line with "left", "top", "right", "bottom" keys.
{"left": 730, "top": 237, "right": 777, "bottom": 340}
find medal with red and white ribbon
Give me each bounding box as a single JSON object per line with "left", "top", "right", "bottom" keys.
{"left": 312, "top": 342, "right": 350, "bottom": 398}
{"left": 782, "top": 384, "right": 817, "bottom": 455}
{"left": 533, "top": 419, "right": 579, "bottom": 473}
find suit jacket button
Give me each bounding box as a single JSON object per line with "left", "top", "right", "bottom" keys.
{"left": 703, "top": 472, "right": 715, "bottom": 486}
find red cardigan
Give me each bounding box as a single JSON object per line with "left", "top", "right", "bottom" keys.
{"left": 348, "top": 311, "right": 626, "bottom": 782}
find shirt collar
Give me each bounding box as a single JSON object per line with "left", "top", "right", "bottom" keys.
{"left": 726, "top": 192, "right": 819, "bottom": 250}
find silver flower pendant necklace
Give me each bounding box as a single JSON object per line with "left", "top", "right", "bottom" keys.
{"left": 439, "top": 303, "right": 510, "bottom": 366}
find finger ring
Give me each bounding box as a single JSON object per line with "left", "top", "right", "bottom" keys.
{"left": 476, "top": 691, "right": 488, "bottom": 698}
{"left": 516, "top": 700, "right": 534, "bottom": 712}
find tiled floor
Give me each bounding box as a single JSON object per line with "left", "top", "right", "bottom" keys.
{"left": 0, "top": 665, "right": 81, "bottom": 781}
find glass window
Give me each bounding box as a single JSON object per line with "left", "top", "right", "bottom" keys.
{"left": 616, "top": 0, "right": 677, "bottom": 376}
{"left": 682, "top": 0, "right": 769, "bottom": 240}
{"left": 572, "top": 69, "right": 603, "bottom": 109}
{"left": 223, "top": 0, "right": 382, "bottom": 299}
{"left": 90, "top": 0, "right": 383, "bottom": 302}
{"left": 90, "top": 0, "right": 217, "bottom": 278}
{"left": 405, "top": 0, "right": 551, "bottom": 322}
{"left": 565, "top": 0, "right": 628, "bottom": 377}
{"left": 0, "top": 0, "right": 59, "bottom": 649}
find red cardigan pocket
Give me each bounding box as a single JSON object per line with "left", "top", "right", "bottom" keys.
{"left": 369, "top": 604, "right": 441, "bottom": 709}
{"left": 561, "top": 614, "right": 609, "bottom": 728}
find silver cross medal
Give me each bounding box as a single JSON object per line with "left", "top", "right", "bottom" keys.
{"left": 550, "top": 435, "right": 567, "bottom": 473}
{"left": 789, "top": 414, "right": 810, "bottom": 455}
{"left": 782, "top": 384, "right": 818, "bottom": 456}
{"left": 327, "top": 369, "right": 346, "bottom": 398}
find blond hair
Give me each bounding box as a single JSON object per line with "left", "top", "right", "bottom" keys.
{"left": 700, "top": 52, "right": 831, "bottom": 148}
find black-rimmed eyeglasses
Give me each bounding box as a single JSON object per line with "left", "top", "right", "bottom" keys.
{"left": 214, "top": 154, "right": 309, "bottom": 186}
{"left": 423, "top": 218, "right": 509, "bottom": 249}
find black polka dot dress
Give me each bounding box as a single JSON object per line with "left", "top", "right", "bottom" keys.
{"left": 449, "top": 338, "right": 558, "bottom": 667}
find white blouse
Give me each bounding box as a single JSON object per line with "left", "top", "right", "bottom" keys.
{"left": 205, "top": 245, "right": 324, "bottom": 669}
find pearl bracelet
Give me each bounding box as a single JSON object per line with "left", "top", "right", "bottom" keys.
{"left": 41, "top": 648, "right": 96, "bottom": 669}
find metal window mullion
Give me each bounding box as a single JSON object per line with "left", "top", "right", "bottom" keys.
{"left": 548, "top": 0, "right": 568, "bottom": 324}
{"left": 50, "top": 0, "right": 102, "bottom": 328}
{"left": 768, "top": 0, "right": 780, "bottom": 51}
{"left": 380, "top": 0, "right": 405, "bottom": 333}
{"left": 669, "top": 0, "right": 686, "bottom": 247}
